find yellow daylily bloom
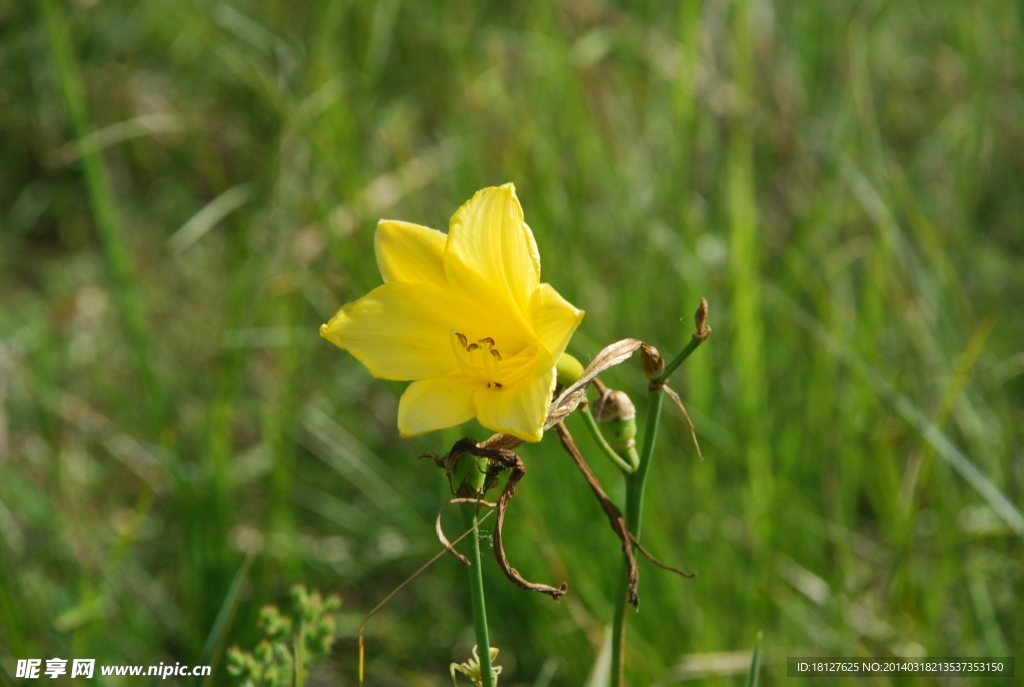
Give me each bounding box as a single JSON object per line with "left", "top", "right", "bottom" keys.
{"left": 320, "top": 184, "right": 584, "bottom": 442}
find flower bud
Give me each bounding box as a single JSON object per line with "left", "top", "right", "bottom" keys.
{"left": 694, "top": 297, "right": 710, "bottom": 340}
{"left": 449, "top": 452, "right": 493, "bottom": 498}
{"left": 640, "top": 344, "right": 665, "bottom": 379}
{"left": 556, "top": 352, "right": 585, "bottom": 387}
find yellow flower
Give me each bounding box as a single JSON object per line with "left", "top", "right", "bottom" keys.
{"left": 320, "top": 184, "right": 584, "bottom": 442}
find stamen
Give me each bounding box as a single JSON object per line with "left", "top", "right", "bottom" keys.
{"left": 481, "top": 343, "right": 498, "bottom": 383}
{"left": 450, "top": 331, "right": 507, "bottom": 389}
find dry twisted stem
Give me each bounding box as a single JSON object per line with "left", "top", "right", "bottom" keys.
{"left": 626, "top": 532, "right": 695, "bottom": 579}
{"left": 436, "top": 440, "right": 568, "bottom": 601}
{"left": 662, "top": 384, "right": 704, "bottom": 462}
{"left": 555, "top": 422, "right": 693, "bottom": 609}
{"left": 435, "top": 497, "right": 497, "bottom": 566}
{"left": 554, "top": 422, "right": 639, "bottom": 606}
{"left": 435, "top": 337, "right": 698, "bottom": 604}
{"left": 488, "top": 448, "right": 568, "bottom": 600}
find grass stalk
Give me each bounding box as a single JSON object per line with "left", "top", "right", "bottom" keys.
{"left": 727, "top": 0, "right": 771, "bottom": 540}
{"left": 37, "top": 0, "right": 169, "bottom": 430}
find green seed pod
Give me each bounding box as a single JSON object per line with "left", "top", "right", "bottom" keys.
{"left": 592, "top": 389, "right": 638, "bottom": 450}
{"left": 602, "top": 417, "right": 637, "bottom": 450}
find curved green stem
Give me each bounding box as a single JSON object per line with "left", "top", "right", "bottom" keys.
{"left": 462, "top": 505, "right": 494, "bottom": 687}
{"left": 580, "top": 405, "right": 636, "bottom": 474}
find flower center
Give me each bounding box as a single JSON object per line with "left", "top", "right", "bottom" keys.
{"left": 451, "top": 331, "right": 507, "bottom": 389}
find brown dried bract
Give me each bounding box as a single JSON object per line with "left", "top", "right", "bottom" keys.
{"left": 555, "top": 422, "right": 693, "bottom": 608}
{"left": 662, "top": 384, "right": 705, "bottom": 462}
{"left": 434, "top": 335, "right": 702, "bottom": 604}
{"left": 554, "top": 422, "right": 640, "bottom": 606}
{"left": 436, "top": 440, "right": 568, "bottom": 601}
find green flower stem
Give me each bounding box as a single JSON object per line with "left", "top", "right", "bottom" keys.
{"left": 627, "top": 389, "right": 664, "bottom": 539}
{"left": 610, "top": 388, "right": 663, "bottom": 687}
{"left": 580, "top": 405, "right": 636, "bottom": 474}
{"left": 622, "top": 445, "right": 641, "bottom": 473}
{"left": 610, "top": 558, "right": 630, "bottom": 687}
{"left": 654, "top": 333, "right": 704, "bottom": 386}
{"left": 462, "top": 504, "right": 494, "bottom": 687}
{"left": 609, "top": 315, "right": 710, "bottom": 686}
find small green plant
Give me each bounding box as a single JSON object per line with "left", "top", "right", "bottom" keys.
{"left": 451, "top": 645, "right": 502, "bottom": 687}
{"left": 227, "top": 585, "right": 341, "bottom": 687}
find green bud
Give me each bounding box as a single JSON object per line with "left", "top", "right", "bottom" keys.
{"left": 556, "top": 352, "right": 585, "bottom": 387}
{"left": 226, "top": 647, "right": 246, "bottom": 677}
{"left": 448, "top": 451, "right": 484, "bottom": 497}
{"left": 254, "top": 639, "right": 273, "bottom": 662}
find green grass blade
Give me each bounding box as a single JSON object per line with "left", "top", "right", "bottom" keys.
{"left": 727, "top": 0, "right": 772, "bottom": 532}
{"left": 36, "top": 0, "right": 168, "bottom": 430}
{"left": 196, "top": 552, "right": 255, "bottom": 687}
{"left": 771, "top": 286, "right": 1024, "bottom": 538}
{"left": 744, "top": 633, "right": 762, "bottom": 687}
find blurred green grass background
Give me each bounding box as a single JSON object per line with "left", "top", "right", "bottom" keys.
{"left": 2, "top": 0, "right": 1023, "bottom": 685}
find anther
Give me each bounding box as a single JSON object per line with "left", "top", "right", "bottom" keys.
{"left": 455, "top": 333, "right": 468, "bottom": 349}
{"left": 478, "top": 337, "right": 495, "bottom": 346}
{"left": 467, "top": 343, "right": 480, "bottom": 352}
{"left": 490, "top": 349, "right": 502, "bottom": 361}
{"left": 494, "top": 382, "right": 503, "bottom": 389}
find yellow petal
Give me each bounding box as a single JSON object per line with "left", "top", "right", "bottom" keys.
{"left": 320, "top": 282, "right": 463, "bottom": 380}
{"left": 375, "top": 220, "right": 448, "bottom": 285}
{"left": 474, "top": 350, "right": 556, "bottom": 442}
{"left": 444, "top": 184, "right": 540, "bottom": 319}
{"left": 530, "top": 283, "right": 584, "bottom": 360}
{"left": 398, "top": 376, "right": 481, "bottom": 437}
